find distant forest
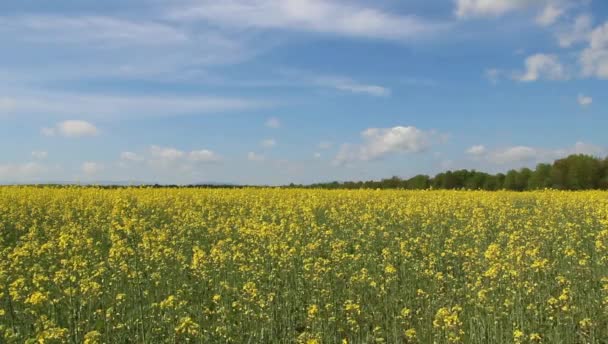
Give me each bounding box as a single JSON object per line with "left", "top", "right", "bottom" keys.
{"left": 298, "top": 154, "right": 608, "bottom": 191}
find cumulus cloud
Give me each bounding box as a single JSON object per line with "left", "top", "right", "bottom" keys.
{"left": 469, "top": 142, "right": 606, "bottom": 165}
{"left": 536, "top": 4, "right": 564, "bottom": 26}
{"left": 261, "top": 139, "right": 277, "bottom": 148}
{"left": 580, "top": 21, "right": 608, "bottom": 79}
{"left": 31, "top": 151, "right": 48, "bottom": 159}
{"left": 150, "top": 145, "right": 185, "bottom": 161}
{"left": 148, "top": 145, "right": 221, "bottom": 164}
{"left": 488, "top": 146, "right": 539, "bottom": 164}
{"left": 577, "top": 93, "right": 592, "bottom": 107}
{"left": 466, "top": 145, "right": 487, "bottom": 156}
{"left": 42, "top": 120, "right": 99, "bottom": 137}
{"left": 334, "top": 126, "right": 441, "bottom": 165}
{"left": 169, "top": 0, "right": 446, "bottom": 41}
{"left": 265, "top": 117, "right": 281, "bottom": 129}
{"left": 555, "top": 141, "right": 606, "bottom": 157}
{"left": 188, "top": 149, "right": 220, "bottom": 162}
{"left": 557, "top": 14, "right": 592, "bottom": 48}
{"left": 515, "top": 54, "right": 568, "bottom": 82}
{"left": 120, "top": 151, "right": 144, "bottom": 162}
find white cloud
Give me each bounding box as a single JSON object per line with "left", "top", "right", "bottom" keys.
{"left": 536, "top": 4, "right": 564, "bottom": 26}
{"left": 557, "top": 14, "right": 592, "bottom": 47}
{"left": 556, "top": 141, "right": 605, "bottom": 157}
{"left": 275, "top": 69, "right": 391, "bottom": 97}
{"left": 120, "top": 151, "right": 144, "bottom": 162}
{"left": 580, "top": 21, "right": 608, "bottom": 79}
{"left": 0, "top": 162, "right": 48, "bottom": 180}
{"left": 247, "top": 152, "right": 265, "bottom": 161}
{"left": 577, "top": 93, "right": 592, "bottom": 107}
{"left": 81, "top": 162, "right": 103, "bottom": 175}
{"left": 466, "top": 145, "right": 487, "bottom": 156}
{"left": 4, "top": 91, "right": 267, "bottom": 120}
{"left": 169, "top": 0, "right": 446, "bottom": 41}
{"left": 188, "top": 149, "right": 220, "bottom": 162}
{"left": 455, "top": 0, "right": 532, "bottom": 18}
{"left": 42, "top": 120, "right": 99, "bottom": 137}
{"left": 0, "top": 12, "right": 268, "bottom": 105}
{"left": 265, "top": 117, "right": 281, "bottom": 129}
{"left": 58, "top": 120, "right": 99, "bottom": 137}
{"left": 334, "top": 126, "right": 438, "bottom": 165}
{"left": 471, "top": 142, "right": 606, "bottom": 165}
{"left": 261, "top": 139, "right": 277, "bottom": 148}
{"left": 313, "top": 152, "right": 322, "bottom": 159}
{"left": 515, "top": 54, "right": 568, "bottom": 82}
{"left": 150, "top": 145, "right": 185, "bottom": 161}
{"left": 148, "top": 145, "right": 220, "bottom": 165}
{"left": 488, "top": 146, "right": 539, "bottom": 164}
{"left": 31, "top": 151, "right": 48, "bottom": 159}
{"left": 313, "top": 76, "right": 391, "bottom": 97}
{"left": 455, "top": 0, "right": 574, "bottom": 20}
{"left": 1, "top": 15, "right": 188, "bottom": 47}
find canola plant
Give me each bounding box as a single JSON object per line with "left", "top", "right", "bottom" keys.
{"left": 1, "top": 187, "right": 607, "bottom": 343}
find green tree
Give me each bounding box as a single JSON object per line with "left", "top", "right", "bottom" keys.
{"left": 407, "top": 175, "right": 430, "bottom": 189}
{"left": 503, "top": 170, "right": 519, "bottom": 190}
{"left": 529, "top": 163, "right": 552, "bottom": 189}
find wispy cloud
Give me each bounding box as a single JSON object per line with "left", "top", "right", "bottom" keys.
{"left": 0, "top": 15, "right": 188, "bottom": 47}
{"left": 280, "top": 69, "right": 391, "bottom": 97}
{"left": 313, "top": 76, "right": 391, "bottom": 97}
{"left": 0, "top": 12, "right": 266, "bottom": 87}
{"left": 168, "top": 0, "right": 447, "bottom": 41}
{"left": 455, "top": 0, "right": 580, "bottom": 22}
{"left": 0, "top": 90, "right": 268, "bottom": 119}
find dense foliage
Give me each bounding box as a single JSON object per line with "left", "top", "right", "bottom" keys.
{"left": 304, "top": 154, "right": 608, "bottom": 190}
{"left": 1, "top": 188, "right": 608, "bottom": 343}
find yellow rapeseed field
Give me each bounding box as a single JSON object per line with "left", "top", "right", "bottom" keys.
{"left": 1, "top": 187, "right": 607, "bottom": 343}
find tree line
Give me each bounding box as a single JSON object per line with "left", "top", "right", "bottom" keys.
{"left": 299, "top": 154, "right": 608, "bottom": 191}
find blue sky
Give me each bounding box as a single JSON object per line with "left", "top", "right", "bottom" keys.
{"left": 0, "top": 0, "right": 607, "bottom": 185}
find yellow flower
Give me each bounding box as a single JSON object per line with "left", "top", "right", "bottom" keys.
{"left": 308, "top": 304, "right": 319, "bottom": 319}
{"left": 25, "top": 291, "right": 48, "bottom": 306}
{"left": 384, "top": 264, "right": 397, "bottom": 274}
{"left": 84, "top": 330, "right": 101, "bottom": 344}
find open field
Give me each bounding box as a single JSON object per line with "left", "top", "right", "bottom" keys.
{"left": 1, "top": 188, "right": 608, "bottom": 343}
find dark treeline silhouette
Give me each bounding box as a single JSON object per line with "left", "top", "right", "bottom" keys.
{"left": 299, "top": 154, "right": 608, "bottom": 191}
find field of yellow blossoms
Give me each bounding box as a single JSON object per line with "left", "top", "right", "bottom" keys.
{"left": 1, "top": 187, "right": 608, "bottom": 343}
